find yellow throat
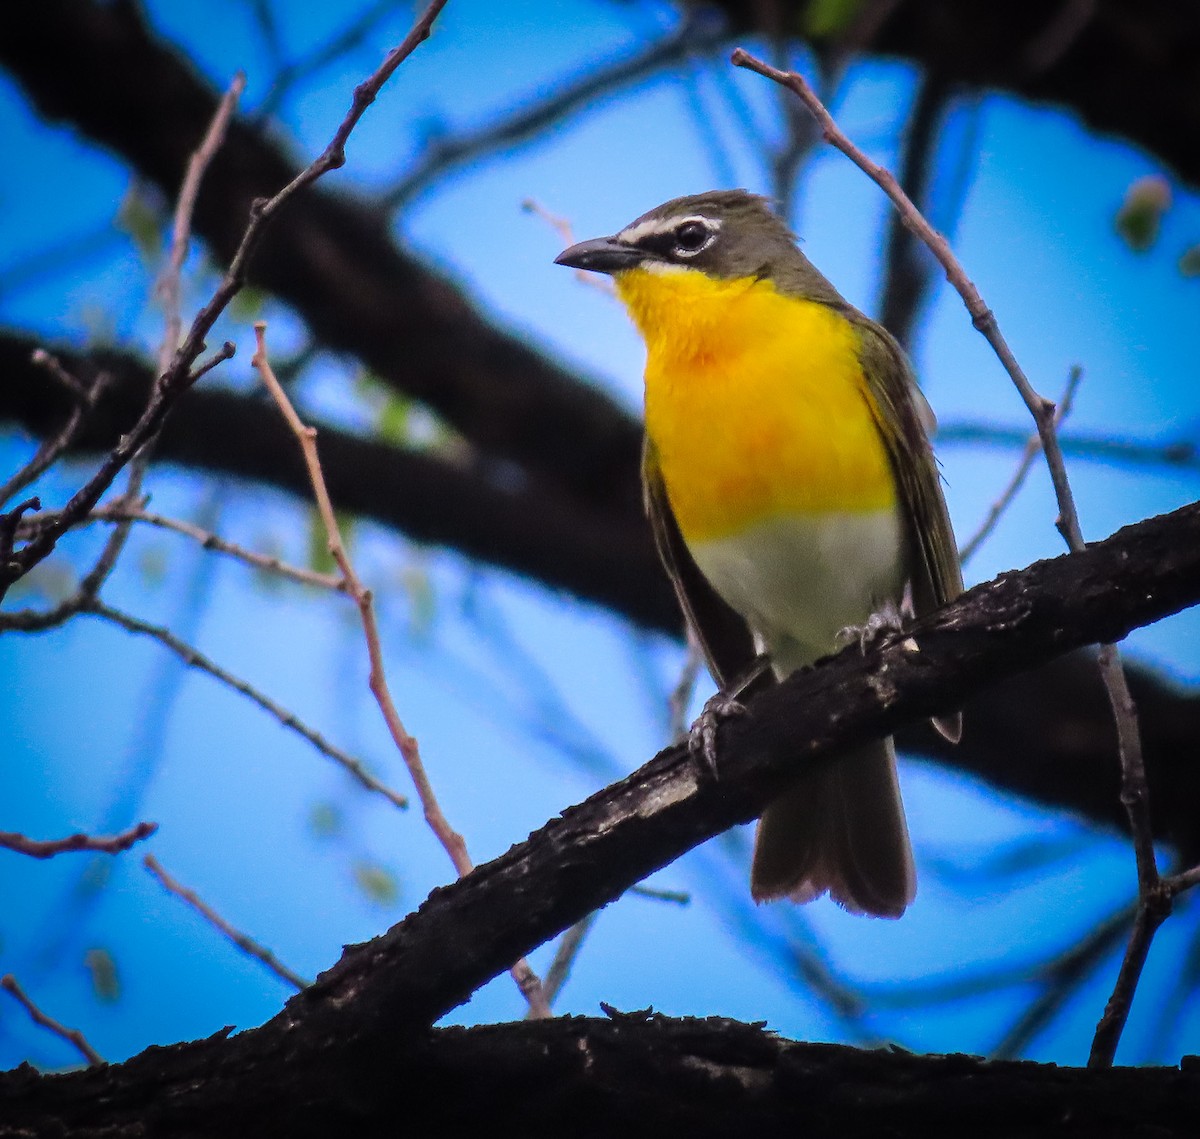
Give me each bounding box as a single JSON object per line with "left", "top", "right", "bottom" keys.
{"left": 617, "top": 266, "right": 898, "bottom": 544}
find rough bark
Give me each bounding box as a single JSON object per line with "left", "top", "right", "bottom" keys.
{"left": 2, "top": 1013, "right": 1198, "bottom": 1138}
{"left": 2, "top": 498, "right": 1199, "bottom": 1134}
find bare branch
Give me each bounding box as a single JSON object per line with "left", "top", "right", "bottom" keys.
{"left": 18, "top": 503, "right": 346, "bottom": 593}
{"left": 938, "top": 422, "right": 1200, "bottom": 474}
{"left": 0, "top": 354, "right": 114, "bottom": 509}
{"left": 0, "top": 820, "right": 157, "bottom": 860}
{"left": 960, "top": 366, "right": 1083, "bottom": 565}
{"left": 539, "top": 912, "right": 599, "bottom": 1010}
{"left": 1087, "top": 644, "right": 1163, "bottom": 1067}
{"left": 251, "top": 323, "right": 548, "bottom": 1018}
{"left": 255, "top": 0, "right": 396, "bottom": 120}
{"left": 521, "top": 198, "right": 613, "bottom": 295}
{"left": 385, "top": 13, "right": 726, "bottom": 210}
{"left": 143, "top": 854, "right": 310, "bottom": 991}
{"left": 668, "top": 633, "right": 704, "bottom": 744}
{"left": 77, "top": 598, "right": 408, "bottom": 811}
{"left": 0, "top": 974, "right": 104, "bottom": 1067}
{"left": 158, "top": 72, "right": 247, "bottom": 375}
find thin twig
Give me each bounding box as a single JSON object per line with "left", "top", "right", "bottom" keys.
{"left": 0, "top": 355, "right": 114, "bottom": 509}
{"left": 1023, "top": 0, "right": 1097, "bottom": 74}
{"left": 1087, "top": 643, "right": 1163, "bottom": 1067}
{"left": 158, "top": 73, "right": 247, "bottom": 376}
{"left": 18, "top": 503, "right": 346, "bottom": 593}
{"left": 876, "top": 70, "right": 953, "bottom": 349}
{"left": 937, "top": 422, "right": 1200, "bottom": 474}
{"left": 960, "top": 366, "right": 1083, "bottom": 565}
{"left": 0, "top": 974, "right": 104, "bottom": 1066}
{"left": 521, "top": 198, "right": 613, "bottom": 295}
{"left": 385, "top": 13, "right": 725, "bottom": 210}
{"left": 992, "top": 900, "right": 1134, "bottom": 1059}
{"left": 255, "top": 0, "right": 396, "bottom": 120}
{"left": 78, "top": 598, "right": 407, "bottom": 810}
{"left": 539, "top": 912, "right": 599, "bottom": 1010}
{"left": 667, "top": 633, "right": 703, "bottom": 744}
{"left": 731, "top": 49, "right": 1153, "bottom": 1067}
{"left": 143, "top": 854, "right": 310, "bottom": 990}
{"left": 629, "top": 883, "right": 690, "bottom": 905}
{"left": 1165, "top": 863, "right": 1200, "bottom": 897}
{"left": 0, "top": 820, "right": 157, "bottom": 860}
{"left": 251, "top": 323, "right": 549, "bottom": 1018}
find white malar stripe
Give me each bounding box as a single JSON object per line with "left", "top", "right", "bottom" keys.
{"left": 688, "top": 509, "right": 904, "bottom": 677}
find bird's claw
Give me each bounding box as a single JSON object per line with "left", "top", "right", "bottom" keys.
{"left": 837, "top": 597, "right": 906, "bottom": 654}
{"left": 687, "top": 690, "right": 749, "bottom": 779}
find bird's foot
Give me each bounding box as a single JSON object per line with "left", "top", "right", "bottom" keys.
{"left": 687, "top": 689, "right": 749, "bottom": 779}
{"left": 838, "top": 597, "right": 906, "bottom": 654}
{"left": 686, "top": 655, "right": 771, "bottom": 779}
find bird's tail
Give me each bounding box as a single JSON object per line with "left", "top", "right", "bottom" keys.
{"left": 749, "top": 737, "right": 916, "bottom": 918}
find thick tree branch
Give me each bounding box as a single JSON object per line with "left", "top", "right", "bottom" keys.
{"left": 1, "top": 498, "right": 1199, "bottom": 1134}
{"left": 3, "top": 1013, "right": 1199, "bottom": 1137}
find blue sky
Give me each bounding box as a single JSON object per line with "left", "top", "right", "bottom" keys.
{"left": 2, "top": 0, "right": 1198, "bottom": 1070}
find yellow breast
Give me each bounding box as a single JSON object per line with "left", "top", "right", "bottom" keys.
{"left": 617, "top": 266, "right": 898, "bottom": 543}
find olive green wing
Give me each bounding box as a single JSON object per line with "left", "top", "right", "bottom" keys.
{"left": 854, "top": 318, "right": 964, "bottom": 739}
{"left": 642, "top": 438, "right": 759, "bottom": 692}
{"left": 854, "top": 318, "right": 962, "bottom": 616}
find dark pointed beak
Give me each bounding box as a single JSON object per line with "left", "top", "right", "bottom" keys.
{"left": 554, "top": 235, "right": 646, "bottom": 275}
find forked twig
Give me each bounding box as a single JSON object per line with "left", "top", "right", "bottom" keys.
{"left": 1, "top": 974, "right": 104, "bottom": 1066}
{"left": 251, "top": 323, "right": 549, "bottom": 1018}
{"left": 960, "top": 366, "right": 1083, "bottom": 565}
{"left": 144, "top": 854, "right": 310, "bottom": 991}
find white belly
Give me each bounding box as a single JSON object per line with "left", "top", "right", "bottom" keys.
{"left": 689, "top": 509, "right": 904, "bottom": 677}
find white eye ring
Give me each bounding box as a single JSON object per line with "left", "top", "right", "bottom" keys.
{"left": 672, "top": 216, "right": 718, "bottom": 257}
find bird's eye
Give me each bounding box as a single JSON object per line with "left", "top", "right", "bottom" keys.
{"left": 673, "top": 220, "right": 712, "bottom": 254}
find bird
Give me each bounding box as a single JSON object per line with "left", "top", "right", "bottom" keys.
{"left": 555, "top": 189, "right": 962, "bottom": 918}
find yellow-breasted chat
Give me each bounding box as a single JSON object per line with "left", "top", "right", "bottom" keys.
{"left": 556, "top": 190, "right": 962, "bottom": 918}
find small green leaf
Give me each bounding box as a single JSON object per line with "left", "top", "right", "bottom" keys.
{"left": 352, "top": 860, "right": 399, "bottom": 907}
{"left": 9, "top": 559, "right": 77, "bottom": 604}
{"left": 377, "top": 393, "right": 414, "bottom": 445}
{"left": 307, "top": 508, "right": 354, "bottom": 574}
{"left": 84, "top": 947, "right": 121, "bottom": 1003}
{"left": 308, "top": 801, "right": 344, "bottom": 839}
{"left": 1115, "top": 175, "right": 1172, "bottom": 253}
{"left": 1179, "top": 244, "right": 1200, "bottom": 277}
{"left": 250, "top": 531, "right": 288, "bottom": 592}
{"left": 803, "top": 0, "right": 863, "bottom": 38}
{"left": 138, "top": 544, "right": 169, "bottom": 588}
{"left": 115, "top": 180, "right": 164, "bottom": 265}
{"left": 228, "top": 285, "right": 268, "bottom": 323}
{"left": 400, "top": 562, "right": 436, "bottom": 640}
